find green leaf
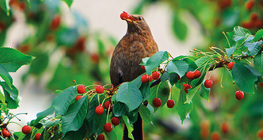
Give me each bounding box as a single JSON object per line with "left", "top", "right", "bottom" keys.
{"left": 226, "top": 45, "right": 237, "bottom": 57}
{"left": 195, "top": 56, "right": 214, "bottom": 67}
{"left": 232, "top": 61, "right": 258, "bottom": 93}
{"left": 148, "top": 81, "right": 170, "bottom": 112}
{"left": 30, "top": 107, "right": 55, "bottom": 126}
{"left": 113, "top": 102, "right": 129, "bottom": 117}
{"left": 122, "top": 116, "right": 134, "bottom": 140}
{"left": 232, "top": 26, "right": 251, "bottom": 42}
{"left": 139, "top": 105, "right": 153, "bottom": 124}
{"left": 244, "top": 41, "right": 263, "bottom": 56}
{"left": 254, "top": 52, "right": 263, "bottom": 75}
{"left": 142, "top": 51, "right": 169, "bottom": 75}
{"left": 63, "top": 124, "right": 86, "bottom": 140}
{"left": 176, "top": 85, "right": 193, "bottom": 123}
{"left": 62, "top": 0, "right": 73, "bottom": 7}
{"left": 0, "top": 91, "right": 5, "bottom": 104}
{"left": 116, "top": 82, "right": 143, "bottom": 111}
{"left": 29, "top": 53, "right": 49, "bottom": 75}
{"left": 0, "top": 64, "right": 12, "bottom": 88}
{"left": 172, "top": 13, "right": 188, "bottom": 41}
{"left": 0, "top": 0, "right": 10, "bottom": 15}
{"left": 0, "top": 47, "right": 35, "bottom": 72}
{"left": 43, "top": 119, "right": 60, "bottom": 127}
{"left": 185, "top": 85, "right": 200, "bottom": 104}
{"left": 52, "top": 86, "right": 77, "bottom": 116}
{"left": 62, "top": 96, "right": 88, "bottom": 134}
{"left": 167, "top": 60, "right": 189, "bottom": 78}
{"left": 106, "top": 124, "right": 123, "bottom": 140}
{"left": 13, "top": 132, "right": 26, "bottom": 140}
{"left": 0, "top": 82, "right": 19, "bottom": 109}
{"left": 139, "top": 83, "right": 150, "bottom": 101}
{"left": 169, "top": 73, "right": 179, "bottom": 86}
{"left": 160, "top": 72, "right": 170, "bottom": 82}
{"left": 183, "top": 57, "right": 198, "bottom": 70}
{"left": 253, "top": 29, "right": 263, "bottom": 41}
{"left": 244, "top": 64, "right": 261, "bottom": 77}
{"left": 198, "top": 84, "right": 210, "bottom": 101}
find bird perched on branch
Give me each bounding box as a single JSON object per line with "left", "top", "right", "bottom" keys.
{"left": 110, "top": 11, "right": 158, "bottom": 140}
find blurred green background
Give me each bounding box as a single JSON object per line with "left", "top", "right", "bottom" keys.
{"left": 1, "top": 0, "right": 263, "bottom": 139}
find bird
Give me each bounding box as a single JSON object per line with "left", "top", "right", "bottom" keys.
{"left": 110, "top": 11, "right": 159, "bottom": 140}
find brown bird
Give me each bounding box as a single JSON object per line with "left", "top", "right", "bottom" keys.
{"left": 110, "top": 12, "right": 158, "bottom": 140}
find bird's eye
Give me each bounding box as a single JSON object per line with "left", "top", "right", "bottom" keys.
{"left": 139, "top": 17, "right": 142, "bottom": 20}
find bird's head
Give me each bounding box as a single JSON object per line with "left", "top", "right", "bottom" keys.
{"left": 120, "top": 11, "right": 151, "bottom": 34}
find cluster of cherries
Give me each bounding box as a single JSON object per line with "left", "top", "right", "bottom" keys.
{"left": 139, "top": 60, "right": 244, "bottom": 111}
{"left": 2, "top": 125, "right": 41, "bottom": 140}
{"left": 77, "top": 84, "right": 116, "bottom": 140}
{"left": 200, "top": 121, "right": 229, "bottom": 139}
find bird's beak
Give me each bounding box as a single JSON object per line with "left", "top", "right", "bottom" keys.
{"left": 125, "top": 15, "right": 136, "bottom": 22}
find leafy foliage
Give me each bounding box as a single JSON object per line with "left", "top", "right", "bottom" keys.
{"left": 7, "top": 26, "right": 261, "bottom": 139}
{"left": 1, "top": 0, "right": 263, "bottom": 139}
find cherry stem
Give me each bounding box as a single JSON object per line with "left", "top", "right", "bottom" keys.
{"left": 222, "top": 31, "right": 231, "bottom": 48}
{"left": 101, "top": 95, "right": 109, "bottom": 105}
{"left": 97, "top": 94, "right": 100, "bottom": 104}
{"left": 106, "top": 105, "right": 111, "bottom": 123}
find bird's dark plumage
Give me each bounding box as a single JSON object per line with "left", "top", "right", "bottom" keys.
{"left": 110, "top": 13, "right": 158, "bottom": 140}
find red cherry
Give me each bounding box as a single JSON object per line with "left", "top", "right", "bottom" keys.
{"left": 152, "top": 71, "right": 160, "bottom": 80}
{"left": 104, "top": 123, "right": 113, "bottom": 132}
{"left": 186, "top": 71, "right": 195, "bottom": 79}
{"left": 250, "top": 13, "right": 259, "bottom": 21}
{"left": 211, "top": 132, "right": 221, "bottom": 140}
{"left": 77, "top": 85, "right": 86, "bottom": 94}
{"left": 96, "top": 85, "right": 104, "bottom": 94}
{"left": 120, "top": 11, "right": 130, "bottom": 20}
{"left": 2, "top": 128, "right": 10, "bottom": 137}
{"left": 204, "top": 80, "right": 213, "bottom": 88}
{"left": 22, "top": 125, "right": 31, "bottom": 134}
{"left": 153, "top": 98, "right": 162, "bottom": 107}
{"left": 50, "top": 15, "right": 61, "bottom": 30}
{"left": 76, "top": 37, "right": 86, "bottom": 52}
{"left": 111, "top": 117, "right": 120, "bottom": 126}
{"left": 149, "top": 76, "right": 153, "bottom": 82}
{"left": 184, "top": 84, "right": 192, "bottom": 89}
{"left": 35, "top": 133, "right": 41, "bottom": 140}
{"left": 257, "top": 129, "right": 263, "bottom": 139}
{"left": 97, "top": 134, "right": 105, "bottom": 140}
{"left": 104, "top": 100, "right": 112, "bottom": 109}
{"left": 75, "top": 95, "right": 83, "bottom": 101}
{"left": 91, "top": 53, "right": 100, "bottom": 63}
{"left": 194, "top": 70, "right": 201, "bottom": 79}
{"left": 141, "top": 74, "right": 149, "bottom": 83}
{"left": 228, "top": 62, "right": 234, "bottom": 70}
{"left": 221, "top": 122, "right": 229, "bottom": 134}
{"left": 167, "top": 99, "right": 175, "bottom": 108}
{"left": 19, "top": 2, "right": 26, "bottom": 11}
{"left": 178, "top": 75, "right": 181, "bottom": 80}
{"left": 141, "top": 65, "right": 145, "bottom": 70}
{"left": 95, "top": 104, "right": 104, "bottom": 115}
{"left": 241, "top": 21, "right": 254, "bottom": 29}
{"left": 255, "top": 20, "right": 263, "bottom": 28}
{"left": 235, "top": 91, "right": 244, "bottom": 100}
{"left": 245, "top": 0, "right": 255, "bottom": 11}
